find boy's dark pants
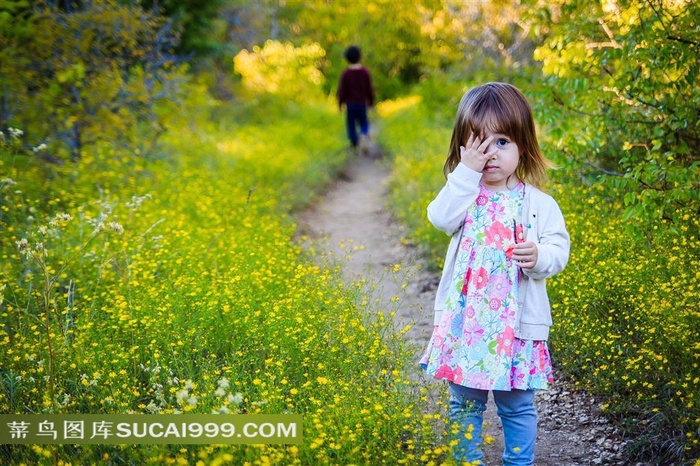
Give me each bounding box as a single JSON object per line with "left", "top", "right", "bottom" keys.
{"left": 345, "top": 103, "right": 369, "bottom": 147}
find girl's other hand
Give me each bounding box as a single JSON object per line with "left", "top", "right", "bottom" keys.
{"left": 512, "top": 241, "right": 538, "bottom": 269}
{"left": 459, "top": 132, "right": 497, "bottom": 173}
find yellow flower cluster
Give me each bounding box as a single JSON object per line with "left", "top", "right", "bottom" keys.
{"left": 0, "top": 100, "right": 448, "bottom": 463}
{"left": 546, "top": 183, "right": 700, "bottom": 457}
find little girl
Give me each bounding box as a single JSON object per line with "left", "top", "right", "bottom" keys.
{"left": 420, "top": 82, "right": 570, "bottom": 465}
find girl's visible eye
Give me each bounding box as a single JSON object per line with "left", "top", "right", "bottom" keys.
{"left": 496, "top": 138, "right": 509, "bottom": 147}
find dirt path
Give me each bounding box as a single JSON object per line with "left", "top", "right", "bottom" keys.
{"left": 297, "top": 148, "right": 630, "bottom": 465}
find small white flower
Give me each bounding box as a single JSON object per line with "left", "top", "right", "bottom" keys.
{"left": 229, "top": 393, "right": 244, "bottom": 405}
{"left": 185, "top": 380, "right": 194, "bottom": 390}
{"left": 175, "top": 389, "right": 189, "bottom": 403}
{"left": 214, "top": 405, "right": 229, "bottom": 414}
{"left": 126, "top": 194, "right": 153, "bottom": 210}
{"left": 50, "top": 213, "right": 72, "bottom": 228}
{"left": 146, "top": 401, "right": 161, "bottom": 413}
{"left": 217, "top": 377, "right": 230, "bottom": 389}
{"left": 8, "top": 127, "right": 24, "bottom": 139}
{"left": 214, "top": 387, "right": 227, "bottom": 398}
{"left": 107, "top": 222, "right": 123, "bottom": 234}
{"left": 187, "top": 396, "right": 198, "bottom": 406}
{"left": 16, "top": 238, "right": 28, "bottom": 253}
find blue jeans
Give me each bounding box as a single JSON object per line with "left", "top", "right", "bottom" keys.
{"left": 448, "top": 382, "right": 537, "bottom": 465}
{"left": 345, "top": 103, "right": 369, "bottom": 147}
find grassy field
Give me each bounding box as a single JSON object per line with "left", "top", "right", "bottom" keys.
{"left": 0, "top": 99, "right": 448, "bottom": 464}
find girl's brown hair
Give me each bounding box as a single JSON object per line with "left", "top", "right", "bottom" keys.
{"left": 443, "top": 82, "right": 552, "bottom": 188}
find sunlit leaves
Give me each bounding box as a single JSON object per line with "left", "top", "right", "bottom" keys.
{"left": 527, "top": 0, "right": 700, "bottom": 231}
{"left": 0, "top": 0, "right": 184, "bottom": 160}
{"left": 233, "top": 41, "right": 326, "bottom": 101}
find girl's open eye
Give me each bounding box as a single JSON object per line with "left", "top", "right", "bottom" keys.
{"left": 495, "top": 138, "right": 510, "bottom": 147}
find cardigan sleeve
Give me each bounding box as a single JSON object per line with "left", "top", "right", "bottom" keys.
{"left": 427, "top": 163, "right": 483, "bottom": 235}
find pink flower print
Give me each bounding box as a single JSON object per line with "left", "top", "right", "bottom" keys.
{"left": 489, "top": 273, "right": 511, "bottom": 299}
{"left": 476, "top": 194, "right": 489, "bottom": 206}
{"left": 461, "top": 268, "right": 471, "bottom": 295}
{"left": 453, "top": 366, "right": 464, "bottom": 385}
{"left": 507, "top": 222, "right": 524, "bottom": 258}
{"left": 463, "top": 320, "right": 484, "bottom": 346}
{"left": 442, "top": 349, "right": 456, "bottom": 366}
{"left": 485, "top": 220, "right": 510, "bottom": 249}
{"left": 473, "top": 267, "right": 488, "bottom": 290}
{"left": 460, "top": 236, "right": 472, "bottom": 251}
{"left": 465, "top": 372, "right": 490, "bottom": 390}
{"left": 538, "top": 343, "right": 550, "bottom": 371}
{"left": 500, "top": 305, "right": 515, "bottom": 323}
{"left": 432, "top": 333, "right": 445, "bottom": 348}
{"left": 487, "top": 202, "right": 505, "bottom": 217}
{"left": 465, "top": 305, "right": 476, "bottom": 319}
{"left": 510, "top": 365, "right": 526, "bottom": 386}
{"left": 434, "top": 363, "right": 456, "bottom": 380}
{"left": 488, "top": 297, "right": 501, "bottom": 311}
{"left": 496, "top": 327, "right": 514, "bottom": 356}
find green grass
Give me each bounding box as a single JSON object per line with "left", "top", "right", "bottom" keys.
{"left": 0, "top": 97, "right": 445, "bottom": 464}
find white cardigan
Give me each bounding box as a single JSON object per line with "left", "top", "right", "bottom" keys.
{"left": 427, "top": 163, "right": 570, "bottom": 341}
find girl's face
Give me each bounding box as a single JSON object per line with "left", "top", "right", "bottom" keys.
{"left": 480, "top": 130, "right": 520, "bottom": 190}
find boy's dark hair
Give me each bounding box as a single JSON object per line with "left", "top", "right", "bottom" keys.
{"left": 344, "top": 46, "right": 361, "bottom": 64}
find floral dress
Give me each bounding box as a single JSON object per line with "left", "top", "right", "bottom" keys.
{"left": 420, "top": 182, "right": 553, "bottom": 391}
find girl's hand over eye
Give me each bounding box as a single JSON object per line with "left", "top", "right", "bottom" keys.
{"left": 460, "top": 132, "right": 497, "bottom": 173}
{"left": 512, "top": 241, "right": 538, "bottom": 270}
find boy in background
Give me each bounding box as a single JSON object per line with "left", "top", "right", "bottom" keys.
{"left": 337, "top": 45, "right": 375, "bottom": 154}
